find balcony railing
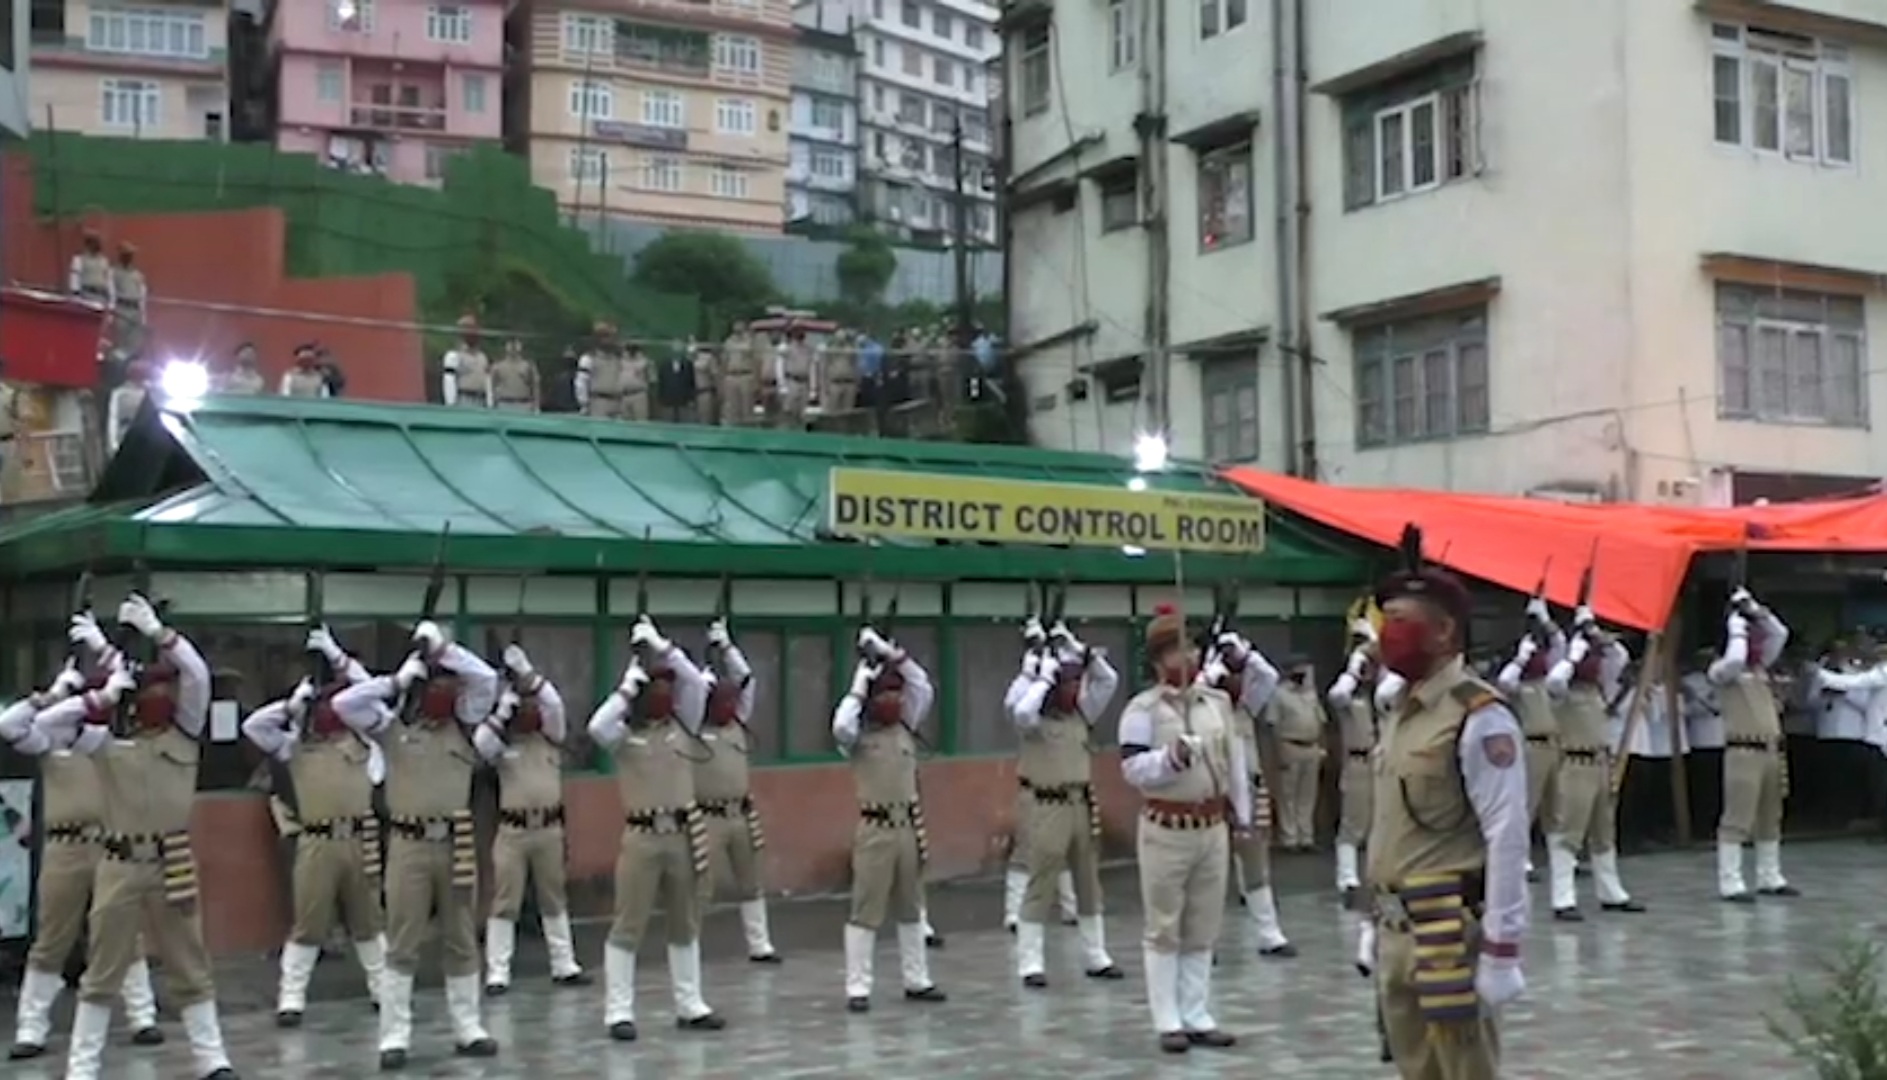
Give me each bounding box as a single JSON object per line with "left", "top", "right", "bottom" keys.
{"left": 348, "top": 104, "right": 447, "bottom": 132}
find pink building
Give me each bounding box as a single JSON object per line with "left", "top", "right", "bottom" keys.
{"left": 269, "top": 0, "right": 505, "bottom": 185}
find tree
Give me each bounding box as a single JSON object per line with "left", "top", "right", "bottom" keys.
{"left": 632, "top": 230, "right": 777, "bottom": 339}
{"left": 834, "top": 227, "right": 898, "bottom": 306}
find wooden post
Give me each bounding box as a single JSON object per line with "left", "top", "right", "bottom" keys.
{"left": 1662, "top": 612, "right": 1693, "bottom": 845}
{"left": 1611, "top": 630, "right": 1666, "bottom": 796}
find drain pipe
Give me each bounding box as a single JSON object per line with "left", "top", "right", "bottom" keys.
{"left": 1292, "top": 0, "right": 1318, "bottom": 479}
{"left": 1270, "top": 0, "right": 1298, "bottom": 475}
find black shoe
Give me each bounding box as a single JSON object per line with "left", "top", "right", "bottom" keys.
{"left": 1526, "top": 867, "right": 1539, "bottom": 883}
{"left": 1022, "top": 973, "right": 1048, "bottom": 989}
{"left": 608, "top": 1021, "right": 638, "bottom": 1042}
{"left": 678, "top": 1012, "right": 726, "bottom": 1031}
{"left": 201, "top": 1069, "right": 239, "bottom": 1080}
{"left": 1340, "top": 886, "right": 1360, "bottom": 909}
{"left": 925, "top": 934, "right": 945, "bottom": 949}
{"left": 845, "top": 997, "right": 870, "bottom": 1013}
{"left": 1601, "top": 900, "right": 1647, "bottom": 913}
{"left": 1004, "top": 922, "right": 1017, "bottom": 934}
{"left": 455, "top": 1038, "right": 498, "bottom": 1057}
{"left": 1060, "top": 915, "right": 1079, "bottom": 927}
{"left": 1260, "top": 943, "right": 1298, "bottom": 959}
{"left": 904, "top": 986, "right": 947, "bottom": 1003}
{"left": 378, "top": 1049, "right": 408, "bottom": 1071}
{"left": 132, "top": 1027, "right": 164, "bottom": 1046}
{"left": 1159, "top": 1031, "right": 1191, "bottom": 1054}
{"left": 553, "top": 972, "right": 593, "bottom": 986}
{"left": 8, "top": 1042, "right": 45, "bottom": 1061}
{"left": 1380, "top": 1040, "right": 1395, "bottom": 1063}
{"left": 1722, "top": 892, "right": 1756, "bottom": 905}
{"left": 486, "top": 983, "right": 509, "bottom": 997}
{"left": 1760, "top": 885, "right": 1802, "bottom": 897}
{"left": 1186, "top": 1029, "right": 1237, "bottom": 1048}
{"left": 1085, "top": 965, "right": 1124, "bottom": 980}
{"left": 1552, "top": 908, "right": 1584, "bottom": 923}
{"left": 749, "top": 953, "right": 782, "bottom": 965}
{"left": 276, "top": 1010, "right": 303, "bottom": 1029}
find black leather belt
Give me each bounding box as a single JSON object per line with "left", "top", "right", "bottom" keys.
{"left": 1347, "top": 750, "right": 1371, "bottom": 760}
{"left": 501, "top": 806, "right": 565, "bottom": 828}
{"left": 859, "top": 802, "right": 918, "bottom": 826}
{"left": 1728, "top": 737, "right": 1779, "bottom": 750}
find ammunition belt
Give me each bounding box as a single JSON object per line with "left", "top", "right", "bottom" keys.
{"left": 103, "top": 831, "right": 197, "bottom": 905}
{"left": 1728, "top": 737, "right": 1780, "bottom": 751}
{"left": 859, "top": 801, "right": 919, "bottom": 826}
{"left": 695, "top": 797, "right": 753, "bottom": 818}
{"left": 1025, "top": 781, "right": 1091, "bottom": 805}
{"left": 390, "top": 816, "right": 460, "bottom": 842}
{"left": 1142, "top": 797, "right": 1227, "bottom": 831}
{"left": 1561, "top": 749, "right": 1603, "bottom": 763}
{"left": 625, "top": 807, "right": 694, "bottom": 834}
{"left": 1347, "top": 749, "right": 1372, "bottom": 760}
{"left": 46, "top": 823, "right": 100, "bottom": 844}
{"left": 500, "top": 806, "right": 565, "bottom": 829}
{"left": 1525, "top": 735, "right": 1554, "bottom": 746}
{"left": 303, "top": 816, "right": 373, "bottom": 840}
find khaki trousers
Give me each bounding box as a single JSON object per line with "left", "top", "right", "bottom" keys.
{"left": 848, "top": 822, "right": 923, "bottom": 931}
{"left": 719, "top": 379, "right": 756, "bottom": 425}
{"left": 385, "top": 836, "right": 479, "bottom": 977}
{"left": 586, "top": 394, "right": 622, "bottom": 420}
{"left": 1337, "top": 756, "right": 1374, "bottom": 845}
{"left": 27, "top": 840, "right": 102, "bottom": 973}
{"left": 826, "top": 377, "right": 857, "bottom": 412}
{"left": 1230, "top": 828, "right": 1271, "bottom": 890}
{"left": 609, "top": 829, "right": 700, "bottom": 950}
{"left": 780, "top": 380, "right": 809, "bottom": 421}
{"left": 1277, "top": 742, "right": 1323, "bottom": 847}
{"left": 1021, "top": 792, "right": 1102, "bottom": 921}
{"left": 622, "top": 391, "right": 650, "bottom": 422}
{"left": 79, "top": 857, "right": 215, "bottom": 1008}
{"left": 1378, "top": 910, "right": 1499, "bottom": 1079}
{"left": 1007, "top": 789, "right": 1031, "bottom": 870}
{"left": 1720, "top": 746, "right": 1785, "bottom": 844}
{"left": 488, "top": 824, "right": 569, "bottom": 921}
{"left": 1555, "top": 756, "right": 1617, "bottom": 855}
{"left": 495, "top": 400, "right": 535, "bottom": 413}
{"left": 291, "top": 836, "right": 383, "bottom": 945}
{"left": 1526, "top": 740, "right": 1562, "bottom": 833}
{"left": 699, "top": 815, "right": 763, "bottom": 904}
{"left": 1137, "top": 820, "right": 1228, "bottom": 953}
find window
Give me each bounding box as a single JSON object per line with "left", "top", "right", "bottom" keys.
{"left": 714, "top": 34, "right": 761, "bottom": 76}
{"left": 902, "top": 47, "right": 922, "bottom": 76}
{"left": 934, "top": 56, "right": 955, "bottom": 87}
{"left": 1201, "top": 352, "right": 1259, "bottom": 462}
{"left": 569, "top": 145, "right": 609, "bottom": 183}
{"left": 710, "top": 166, "right": 750, "bottom": 199}
{"left": 315, "top": 64, "right": 343, "bottom": 103}
{"left": 423, "top": 143, "right": 460, "bottom": 181}
{"left": 643, "top": 89, "right": 684, "bottom": 128}
{"left": 327, "top": 0, "right": 374, "bottom": 32}
{"left": 963, "top": 110, "right": 989, "bottom": 144}
{"left": 1197, "top": 142, "right": 1252, "bottom": 250}
{"left": 811, "top": 97, "right": 845, "bottom": 131}
{"left": 1352, "top": 308, "right": 1491, "bottom": 447}
{"left": 812, "top": 149, "right": 846, "bottom": 178}
{"left": 715, "top": 97, "right": 755, "bottom": 134}
{"left": 1341, "top": 59, "right": 1478, "bottom": 210}
{"left": 872, "top": 38, "right": 885, "bottom": 67}
{"left": 932, "top": 101, "right": 956, "bottom": 134}
{"left": 425, "top": 4, "right": 471, "bottom": 44}
{"left": 1712, "top": 24, "right": 1853, "bottom": 166}
{"left": 901, "top": 1, "right": 921, "bottom": 29}
{"left": 1020, "top": 26, "right": 1050, "bottom": 116}
{"left": 1715, "top": 284, "right": 1866, "bottom": 426}
{"left": 933, "top": 10, "right": 953, "bottom": 38}
{"left": 871, "top": 85, "right": 885, "bottom": 110}
{"left": 1199, "top": 0, "right": 1248, "bottom": 40}
{"left": 1098, "top": 169, "right": 1137, "bottom": 232}
{"left": 100, "top": 78, "right": 160, "bottom": 131}
{"left": 637, "top": 155, "right": 683, "bottom": 192}
{"left": 966, "top": 25, "right": 984, "bottom": 51}
{"left": 461, "top": 74, "right": 486, "bottom": 114}
{"left": 563, "top": 13, "right": 612, "bottom": 55}
{"left": 569, "top": 80, "right": 614, "bottom": 121}
{"left": 1110, "top": 0, "right": 1138, "bottom": 73}
{"left": 897, "top": 93, "right": 925, "bottom": 126}
{"left": 872, "top": 0, "right": 884, "bottom": 17}
{"left": 88, "top": 6, "right": 208, "bottom": 59}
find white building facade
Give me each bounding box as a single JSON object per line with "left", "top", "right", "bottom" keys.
{"left": 1, "top": 0, "right": 26, "bottom": 137}
{"left": 787, "top": 14, "right": 861, "bottom": 227}
{"left": 1005, "top": 0, "right": 1887, "bottom": 506}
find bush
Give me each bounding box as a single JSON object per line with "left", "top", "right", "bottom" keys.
{"left": 1768, "top": 936, "right": 1887, "bottom": 1080}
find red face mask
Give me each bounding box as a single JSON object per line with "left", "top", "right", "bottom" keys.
{"left": 308, "top": 687, "right": 347, "bottom": 738}
{"left": 1378, "top": 618, "right": 1436, "bottom": 681}
{"left": 867, "top": 690, "right": 904, "bottom": 725}
{"left": 1572, "top": 654, "right": 1603, "bottom": 684}
{"left": 419, "top": 676, "right": 459, "bottom": 724}
{"left": 512, "top": 699, "right": 543, "bottom": 735}
{"left": 1747, "top": 628, "right": 1768, "bottom": 671}
{"left": 707, "top": 683, "right": 741, "bottom": 726}
{"left": 1048, "top": 676, "right": 1081, "bottom": 714}
{"left": 133, "top": 681, "right": 176, "bottom": 732}
{"left": 636, "top": 673, "right": 676, "bottom": 721}
{"left": 1521, "top": 652, "right": 1550, "bottom": 680}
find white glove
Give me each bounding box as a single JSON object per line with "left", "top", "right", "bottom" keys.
{"left": 288, "top": 677, "right": 317, "bottom": 712}
{"left": 707, "top": 618, "right": 731, "bottom": 649}
{"left": 1021, "top": 616, "right": 1046, "bottom": 646}
{"left": 306, "top": 624, "right": 344, "bottom": 661}
{"left": 1047, "top": 619, "right": 1073, "bottom": 645}
{"left": 49, "top": 660, "right": 86, "bottom": 698}
{"left": 68, "top": 612, "right": 107, "bottom": 653}
{"left": 102, "top": 665, "right": 137, "bottom": 702}
{"left": 1573, "top": 604, "right": 1596, "bottom": 629}
{"left": 630, "top": 616, "right": 669, "bottom": 654}
{"left": 1355, "top": 920, "right": 1377, "bottom": 977}
{"left": 1524, "top": 597, "right": 1550, "bottom": 623}
{"left": 494, "top": 687, "right": 520, "bottom": 722}
{"left": 1352, "top": 619, "right": 1379, "bottom": 645}
{"left": 1730, "top": 586, "right": 1755, "bottom": 609}
{"left": 117, "top": 593, "right": 162, "bottom": 639}
{"left": 1566, "top": 634, "right": 1591, "bottom": 664}
{"left": 849, "top": 660, "right": 881, "bottom": 698}
{"left": 472, "top": 723, "right": 507, "bottom": 760}
{"left": 0, "top": 700, "right": 32, "bottom": 742}
{"left": 411, "top": 619, "right": 447, "bottom": 655}
{"left": 1345, "top": 646, "right": 1370, "bottom": 679}
{"left": 1201, "top": 654, "right": 1230, "bottom": 688}
{"left": 857, "top": 627, "right": 895, "bottom": 660}
{"left": 1033, "top": 649, "right": 1061, "bottom": 681}
{"left": 1727, "top": 611, "right": 1750, "bottom": 637}
{"left": 1514, "top": 636, "right": 1539, "bottom": 664}
{"left": 394, "top": 652, "right": 429, "bottom": 690}
{"left": 502, "top": 644, "right": 532, "bottom": 678}
{"left": 1474, "top": 956, "right": 1526, "bottom": 1010}
{"left": 619, "top": 660, "right": 650, "bottom": 696}
{"left": 1214, "top": 630, "right": 1246, "bottom": 658}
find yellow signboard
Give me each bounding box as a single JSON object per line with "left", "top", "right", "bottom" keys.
{"left": 826, "top": 468, "right": 1267, "bottom": 555}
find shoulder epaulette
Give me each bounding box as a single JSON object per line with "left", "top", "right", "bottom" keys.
{"left": 1448, "top": 678, "right": 1505, "bottom": 714}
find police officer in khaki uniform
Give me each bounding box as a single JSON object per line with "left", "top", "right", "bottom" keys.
{"left": 281, "top": 345, "right": 331, "bottom": 398}
{"left": 1543, "top": 611, "right": 1645, "bottom": 920}
{"left": 577, "top": 322, "right": 626, "bottom": 419}
{"left": 69, "top": 230, "right": 112, "bottom": 308}
{"left": 1206, "top": 630, "right": 1295, "bottom": 957}
{"left": 1707, "top": 587, "right": 1796, "bottom": 901}
{"left": 832, "top": 626, "right": 946, "bottom": 1012}
{"left": 3, "top": 668, "right": 163, "bottom": 1061}
{"left": 621, "top": 344, "right": 652, "bottom": 422}
{"left": 720, "top": 323, "right": 759, "bottom": 426}
{"left": 1002, "top": 619, "right": 1081, "bottom": 933}
{"left": 106, "top": 359, "right": 154, "bottom": 454}
{"left": 1118, "top": 604, "right": 1249, "bottom": 1054}
{"left": 1006, "top": 615, "right": 1122, "bottom": 989}
{"left": 490, "top": 339, "right": 540, "bottom": 412}
{"left": 331, "top": 620, "right": 499, "bottom": 1070}
{"left": 217, "top": 344, "right": 266, "bottom": 396}
{"left": 472, "top": 643, "right": 588, "bottom": 994}
{"left": 587, "top": 615, "right": 726, "bottom": 1039}
{"left": 1363, "top": 548, "right": 1529, "bottom": 1079}
{"left": 1327, "top": 619, "right": 1384, "bottom": 902}
{"left": 111, "top": 243, "right": 149, "bottom": 360}
{"left": 1266, "top": 657, "right": 1328, "bottom": 851}
{"left": 442, "top": 317, "right": 492, "bottom": 409}
{"left": 823, "top": 330, "right": 859, "bottom": 413}
{"left": 778, "top": 329, "right": 813, "bottom": 426}
{"left": 37, "top": 594, "right": 238, "bottom": 1080}
{"left": 1494, "top": 597, "right": 1565, "bottom": 881}
{"left": 240, "top": 626, "right": 388, "bottom": 1026}
{"left": 690, "top": 341, "right": 719, "bottom": 424}
{"left": 694, "top": 617, "right": 781, "bottom": 962}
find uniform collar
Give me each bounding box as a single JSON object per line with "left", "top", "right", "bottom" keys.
{"left": 1406, "top": 654, "right": 1468, "bottom": 713}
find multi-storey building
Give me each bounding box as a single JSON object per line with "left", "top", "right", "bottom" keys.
{"left": 2, "top": 1, "right": 26, "bottom": 138}
{"left": 511, "top": 0, "right": 794, "bottom": 232}
{"left": 803, "top": 0, "right": 995, "bottom": 245}
{"left": 269, "top": 0, "right": 504, "bottom": 185}
{"left": 1006, "top": 1, "right": 1887, "bottom": 506}
{"left": 785, "top": 7, "right": 858, "bottom": 228}
{"left": 28, "top": 0, "right": 229, "bottom": 140}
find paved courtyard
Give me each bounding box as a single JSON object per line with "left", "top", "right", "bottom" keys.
{"left": 11, "top": 841, "right": 1881, "bottom": 1078}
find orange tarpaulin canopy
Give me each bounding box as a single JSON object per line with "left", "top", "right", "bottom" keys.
{"left": 1219, "top": 468, "right": 1887, "bottom": 632}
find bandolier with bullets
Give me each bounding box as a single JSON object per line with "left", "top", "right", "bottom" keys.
{"left": 1327, "top": 597, "right": 1387, "bottom": 904}
{"left": 1707, "top": 545, "right": 1798, "bottom": 902}
{"left": 1002, "top": 583, "right": 1081, "bottom": 934}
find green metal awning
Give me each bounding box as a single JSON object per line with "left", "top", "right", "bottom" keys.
{"left": 0, "top": 397, "right": 1367, "bottom": 584}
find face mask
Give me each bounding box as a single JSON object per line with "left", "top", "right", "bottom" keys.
{"left": 707, "top": 684, "right": 741, "bottom": 726}
{"left": 512, "top": 699, "right": 543, "bottom": 735}
{"left": 1159, "top": 656, "right": 1196, "bottom": 688}
{"left": 867, "top": 691, "right": 904, "bottom": 725}
{"left": 133, "top": 682, "right": 176, "bottom": 732}
{"left": 1378, "top": 618, "right": 1436, "bottom": 681}
{"left": 419, "top": 678, "right": 459, "bottom": 724}
{"left": 1049, "top": 676, "right": 1081, "bottom": 714}
{"left": 636, "top": 675, "right": 676, "bottom": 721}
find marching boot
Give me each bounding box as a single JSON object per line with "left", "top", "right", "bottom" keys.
{"left": 1335, "top": 843, "right": 1362, "bottom": 895}
{"left": 1057, "top": 871, "right": 1079, "bottom": 925}
{"left": 1593, "top": 850, "right": 1645, "bottom": 912}
{"left": 1143, "top": 947, "right": 1187, "bottom": 1054}
{"left": 444, "top": 974, "right": 498, "bottom": 1057}
{"left": 1178, "top": 951, "right": 1235, "bottom": 1048}
{"left": 843, "top": 923, "right": 875, "bottom": 1013}
{"left": 1016, "top": 920, "right": 1048, "bottom": 988}
{"left": 62, "top": 999, "right": 113, "bottom": 1080}
{"left": 1756, "top": 841, "right": 1799, "bottom": 896}
{"left": 603, "top": 944, "right": 638, "bottom": 1041}
{"left": 1548, "top": 836, "right": 1583, "bottom": 921}
{"left": 119, "top": 958, "right": 164, "bottom": 1045}
{"left": 542, "top": 914, "right": 591, "bottom": 985}
{"left": 896, "top": 923, "right": 946, "bottom": 1003}
{"left": 1002, "top": 867, "right": 1026, "bottom": 932}
{"left": 376, "top": 969, "right": 414, "bottom": 1071}
{"left": 1244, "top": 887, "right": 1298, "bottom": 957}
{"left": 739, "top": 900, "right": 780, "bottom": 963}
{"left": 667, "top": 942, "right": 726, "bottom": 1031}
{"left": 9, "top": 965, "right": 62, "bottom": 1059}
{"left": 275, "top": 941, "right": 321, "bottom": 1027}
{"left": 354, "top": 935, "right": 388, "bottom": 1008}
{"left": 917, "top": 907, "right": 944, "bottom": 949}
{"left": 1718, "top": 841, "right": 1753, "bottom": 903}
{"left": 483, "top": 918, "right": 516, "bottom": 996}
{"left": 181, "top": 1000, "right": 236, "bottom": 1079}
{"left": 1079, "top": 914, "right": 1122, "bottom": 978}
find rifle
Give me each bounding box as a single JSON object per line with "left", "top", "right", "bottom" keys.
{"left": 1728, "top": 534, "right": 1751, "bottom": 614}
{"left": 306, "top": 571, "right": 328, "bottom": 685}
{"left": 65, "top": 570, "right": 95, "bottom": 676}
{"left": 710, "top": 573, "right": 753, "bottom": 751}
{"left": 399, "top": 523, "right": 451, "bottom": 723}
{"left": 1526, "top": 558, "right": 1554, "bottom": 646}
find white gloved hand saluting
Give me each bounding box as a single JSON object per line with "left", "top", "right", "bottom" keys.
{"left": 1214, "top": 631, "right": 1247, "bottom": 662}
{"left": 118, "top": 593, "right": 162, "bottom": 639}
{"left": 1573, "top": 604, "right": 1596, "bottom": 630}
{"left": 707, "top": 618, "right": 732, "bottom": 650}
{"left": 502, "top": 644, "right": 533, "bottom": 678}
{"left": 1345, "top": 646, "right": 1370, "bottom": 679}
{"left": 411, "top": 619, "right": 447, "bottom": 657}
{"left": 1166, "top": 735, "right": 1196, "bottom": 771}
{"left": 630, "top": 615, "right": 669, "bottom": 654}
{"left": 849, "top": 660, "right": 881, "bottom": 698}
{"left": 68, "top": 612, "right": 108, "bottom": 654}
{"left": 619, "top": 660, "right": 650, "bottom": 697}
{"left": 394, "top": 652, "right": 429, "bottom": 691}
{"left": 1730, "top": 587, "right": 1755, "bottom": 612}
{"left": 1474, "top": 955, "right": 1526, "bottom": 1010}
{"left": 306, "top": 624, "right": 344, "bottom": 661}
{"left": 1033, "top": 649, "right": 1061, "bottom": 682}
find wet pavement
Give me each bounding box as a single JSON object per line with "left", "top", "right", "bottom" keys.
{"left": 8, "top": 841, "right": 1878, "bottom": 1077}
